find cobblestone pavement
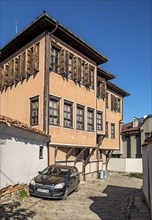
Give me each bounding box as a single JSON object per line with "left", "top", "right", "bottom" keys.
{"left": 0, "top": 172, "right": 151, "bottom": 220}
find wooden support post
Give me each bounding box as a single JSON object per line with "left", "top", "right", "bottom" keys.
{"left": 106, "top": 150, "right": 114, "bottom": 169}
{"left": 74, "top": 148, "right": 86, "bottom": 165}
{"left": 54, "top": 146, "right": 58, "bottom": 164}
{"left": 83, "top": 149, "right": 95, "bottom": 167}
{"left": 66, "top": 147, "right": 74, "bottom": 164}
{"left": 83, "top": 148, "right": 95, "bottom": 181}
{"left": 97, "top": 135, "right": 104, "bottom": 178}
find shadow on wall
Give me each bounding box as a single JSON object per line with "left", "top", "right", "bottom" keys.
{"left": 0, "top": 170, "right": 16, "bottom": 187}
{"left": 89, "top": 185, "right": 150, "bottom": 219}
{"left": 0, "top": 133, "right": 42, "bottom": 146}
{"left": 0, "top": 201, "right": 36, "bottom": 219}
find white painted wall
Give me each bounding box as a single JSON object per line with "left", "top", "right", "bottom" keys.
{"left": 107, "top": 158, "right": 143, "bottom": 173}
{"left": 0, "top": 123, "right": 49, "bottom": 189}
{"left": 142, "top": 143, "right": 152, "bottom": 218}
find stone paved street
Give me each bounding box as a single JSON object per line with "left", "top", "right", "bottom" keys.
{"left": 0, "top": 172, "right": 151, "bottom": 220}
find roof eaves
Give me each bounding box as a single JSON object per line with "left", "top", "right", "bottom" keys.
{"left": 107, "top": 81, "right": 130, "bottom": 97}
{"left": 97, "top": 67, "right": 116, "bottom": 80}
{"left": 0, "top": 12, "right": 108, "bottom": 64}
{"left": 0, "top": 13, "right": 46, "bottom": 51}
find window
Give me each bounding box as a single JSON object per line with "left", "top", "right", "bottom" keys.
{"left": 20, "top": 52, "right": 26, "bottom": 75}
{"left": 90, "top": 66, "right": 94, "bottom": 89}
{"left": 111, "top": 94, "right": 115, "bottom": 111}
{"left": 77, "top": 105, "right": 84, "bottom": 130}
{"left": 33, "top": 43, "right": 39, "bottom": 72}
{"left": 26, "top": 43, "right": 40, "bottom": 75}
{"left": 111, "top": 123, "right": 115, "bottom": 139}
{"left": 77, "top": 58, "right": 82, "bottom": 82}
{"left": 9, "top": 60, "right": 14, "bottom": 85}
{"left": 117, "top": 98, "right": 121, "bottom": 113}
{"left": 111, "top": 95, "right": 121, "bottom": 112}
{"left": 27, "top": 47, "right": 33, "bottom": 73}
{"left": 64, "top": 101, "right": 73, "bottom": 128}
{"left": 87, "top": 108, "right": 94, "bottom": 131}
{"left": 105, "top": 122, "right": 108, "bottom": 138}
{"left": 106, "top": 92, "right": 108, "bottom": 108}
{"left": 97, "top": 111, "right": 103, "bottom": 130}
{"left": 49, "top": 97, "right": 60, "bottom": 126}
{"left": 81, "top": 61, "right": 85, "bottom": 84}
{"left": 68, "top": 54, "right": 73, "bottom": 78}
{"left": 51, "top": 47, "right": 59, "bottom": 73}
{"left": 30, "top": 96, "right": 39, "bottom": 126}
{"left": 39, "top": 146, "right": 44, "bottom": 159}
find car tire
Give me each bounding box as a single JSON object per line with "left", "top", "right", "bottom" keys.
{"left": 63, "top": 188, "right": 68, "bottom": 200}
{"left": 75, "top": 185, "right": 79, "bottom": 192}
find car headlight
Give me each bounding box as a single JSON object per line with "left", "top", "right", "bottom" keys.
{"left": 30, "top": 179, "right": 35, "bottom": 186}
{"left": 54, "top": 183, "right": 65, "bottom": 189}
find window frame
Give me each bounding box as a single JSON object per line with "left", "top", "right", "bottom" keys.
{"left": 97, "top": 111, "right": 103, "bottom": 131}
{"left": 39, "top": 146, "right": 44, "bottom": 159}
{"left": 87, "top": 108, "right": 94, "bottom": 131}
{"left": 106, "top": 92, "right": 109, "bottom": 108}
{"left": 76, "top": 104, "right": 85, "bottom": 130}
{"left": 117, "top": 98, "right": 121, "bottom": 113}
{"left": 30, "top": 96, "right": 39, "bottom": 126}
{"left": 49, "top": 96, "right": 60, "bottom": 126}
{"left": 63, "top": 100, "right": 73, "bottom": 128}
{"left": 105, "top": 122, "right": 108, "bottom": 138}
{"left": 111, "top": 123, "right": 115, "bottom": 139}
{"left": 51, "top": 46, "right": 60, "bottom": 73}
{"left": 90, "top": 66, "right": 94, "bottom": 89}
{"left": 68, "top": 53, "right": 74, "bottom": 78}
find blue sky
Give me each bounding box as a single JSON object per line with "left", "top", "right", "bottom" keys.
{"left": 0, "top": 0, "right": 151, "bottom": 123}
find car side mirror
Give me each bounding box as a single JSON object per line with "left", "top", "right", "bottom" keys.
{"left": 38, "top": 171, "right": 42, "bottom": 174}
{"left": 70, "top": 175, "right": 76, "bottom": 180}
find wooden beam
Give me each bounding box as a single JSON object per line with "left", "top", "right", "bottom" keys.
{"left": 97, "top": 135, "right": 104, "bottom": 147}
{"left": 82, "top": 148, "right": 95, "bottom": 181}
{"left": 83, "top": 149, "right": 95, "bottom": 168}
{"left": 106, "top": 150, "right": 114, "bottom": 165}
{"left": 74, "top": 148, "right": 86, "bottom": 165}
{"left": 54, "top": 146, "right": 58, "bottom": 164}
{"left": 66, "top": 147, "right": 74, "bottom": 161}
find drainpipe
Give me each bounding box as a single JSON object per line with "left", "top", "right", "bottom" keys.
{"left": 96, "top": 71, "right": 99, "bottom": 179}
{"left": 43, "top": 21, "right": 59, "bottom": 166}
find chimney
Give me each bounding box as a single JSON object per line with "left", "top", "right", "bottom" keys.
{"left": 132, "top": 117, "right": 138, "bottom": 128}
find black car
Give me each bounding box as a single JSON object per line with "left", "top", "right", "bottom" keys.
{"left": 29, "top": 164, "right": 80, "bottom": 200}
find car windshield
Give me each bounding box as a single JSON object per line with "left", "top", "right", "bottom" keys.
{"left": 41, "top": 166, "right": 69, "bottom": 177}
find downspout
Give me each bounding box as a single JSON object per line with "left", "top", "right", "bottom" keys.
{"left": 119, "top": 96, "right": 123, "bottom": 155}
{"left": 43, "top": 21, "right": 59, "bottom": 166}
{"left": 96, "top": 70, "right": 99, "bottom": 179}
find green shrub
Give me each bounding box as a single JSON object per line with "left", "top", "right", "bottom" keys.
{"left": 17, "top": 189, "right": 28, "bottom": 200}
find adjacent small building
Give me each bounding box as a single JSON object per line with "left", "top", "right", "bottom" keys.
{"left": 0, "top": 115, "right": 50, "bottom": 189}
{"left": 141, "top": 115, "right": 152, "bottom": 219}
{"left": 108, "top": 116, "right": 151, "bottom": 173}
{"left": 120, "top": 117, "right": 143, "bottom": 158}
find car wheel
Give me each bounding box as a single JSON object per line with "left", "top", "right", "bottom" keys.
{"left": 75, "top": 185, "right": 79, "bottom": 192}
{"left": 63, "top": 188, "right": 68, "bottom": 200}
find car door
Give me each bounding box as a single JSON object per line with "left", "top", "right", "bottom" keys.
{"left": 68, "top": 168, "right": 77, "bottom": 193}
